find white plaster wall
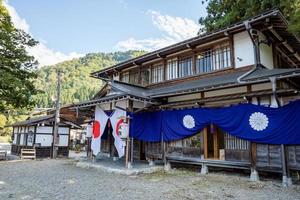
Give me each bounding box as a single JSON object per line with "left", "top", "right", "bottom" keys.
{"left": 58, "top": 135, "right": 68, "bottom": 146}
{"left": 99, "top": 103, "right": 111, "bottom": 111}
{"left": 35, "top": 134, "right": 53, "bottom": 146}
{"left": 115, "top": 100, "right": 127, "bottom": 109}
{"left": 13, "top": 133, "right": 17, "bottom": 144}
{"left": 234, "top": 31, "right": 255, "bottom": 68}
{"left": 28, "top": 126, "right": 35, "bottom": 132}
{"left": 58, "top": 127, "right": 69, "bottom": 134}
{"left": 259, "top": 32, "right": 274, "bottom": 69}
{"left": 20, "top": 134, "right": 24, "bottom": 145}
{"left": 36, "top": 126, "right": 52, "bottom": 134}
{"left": 13, "top": 127, "right": 18, "bottom": 133}
{"left": 113, "top": 73, "right": 120, "bottom": 81}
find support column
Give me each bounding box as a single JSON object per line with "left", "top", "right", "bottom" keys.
{"left": 126, "top": 99, "right": 133, "bottom": 169}
{"left": 270, "top": 77, "right": 292, "bottom": 186}
{"left": 281, "top": 144, "right": 292, "bottom": 187}
{"left": 163, "top": 141, "right": 171, "bottom": 171}
{"left": 250, "top": 142, "right": 259, "bottom": 181}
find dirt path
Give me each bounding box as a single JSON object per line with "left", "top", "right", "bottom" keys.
{"left": 0, "top": 159, "right": 299, "bottom": 200}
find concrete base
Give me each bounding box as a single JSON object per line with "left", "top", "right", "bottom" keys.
{"left": 164, "top": 162, "right": 171, "bottom": 171}
{"left": 287, "top": 177, "right": 293, "bottom": 187}
{"left": 200, "top": 164, "right": 208, "bottom": 174}
{"left": 113, "top": 157, "right": 118, "bottom": 161}
{"left": 250, "top": 169, "right": 259, "bottom": 182}
{"left": 127, "top": 162, "right": 133, "bottom": 169}
{"left": 148, "top": 160, "right": 155, "bottom": 166}
{"left": 282, "top": 175, "right": 288, "bottom": 187}
{"left": 76, "top": 160, "right": 163, "bottom": 176}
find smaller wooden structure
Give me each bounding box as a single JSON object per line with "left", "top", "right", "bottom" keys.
{"left": 11, "top": 114, "right": 81, "bottom": 158}
{"left": 21, "top": 148, "right": 36, "bottom": 160}
{"left": 0, "top": 149, "right": 7, "bottom": 160}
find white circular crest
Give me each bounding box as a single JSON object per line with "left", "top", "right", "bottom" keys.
{"left": 249, "top": 112, "right": 269, "bottom": 131}
{"left": 183, "top": 115, "right": 195, "bottom": 129}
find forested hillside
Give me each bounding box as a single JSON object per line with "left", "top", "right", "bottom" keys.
{"left": 34, "top": 50, "right": 146, "bottom": 108}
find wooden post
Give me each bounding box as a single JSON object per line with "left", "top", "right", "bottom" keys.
{"left": 126, "top": 99, "right": 133, "bottom": 168}
{"left": 281, "top": 144, "right": 288, "bottom": 187}
{"left": 203, "top": 127, "right": 208, "bottom": 159}
{"left": 52, "top": 70, "right": 61, "bottom": 159}
{"left": 213, "top": 126, "right": 219, "bottom": 159}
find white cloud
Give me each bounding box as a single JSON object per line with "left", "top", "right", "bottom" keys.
{"left": 4, "top": 1, "right": 84, "bottom": 66}
{"left": 115, "top": 10, "right": 200, "bottom": 51}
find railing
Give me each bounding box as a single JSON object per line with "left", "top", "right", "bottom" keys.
{"left": 196, "top": 46, "right": 232, "bottom": 73}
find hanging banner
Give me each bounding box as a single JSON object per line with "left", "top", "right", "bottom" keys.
{"left": 110, "top": 108, "right": 127, "bottom": 158}
{"left": 130, "top": 100, "right": 300, "bottom": 145}
{"left": 91, "top": 106, "right": 108, "bottom": 156}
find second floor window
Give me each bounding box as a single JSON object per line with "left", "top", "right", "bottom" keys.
{"left": 196, "top": 45, "right": 231, "bottom": 73}
{"left": 166, "top": 58, "right": 178, "bottom": 80}
{"left": 121, "top": 72, "right": 129, "bottom": 83}
{"left": 151, "top": 63, "right": 164, "bottom": 83}
{"left": 178, "top": 57, "right": 192, "bottom": 78}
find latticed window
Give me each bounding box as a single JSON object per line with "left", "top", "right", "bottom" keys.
{"left": 224, "top": 133, "right": 250, "bottom": 150}
{"left": 166, "top": 58, "right": 178, "bottom": 80}
{"left": 178, "top": 57, "right": 193, "bottom": 78}
{"left": 121, "top": 72, "right": 129, "bottom": 83}
{"left": 196, "top": 44, "right": 231, "bottom": 73}
{"left": 151, "top": 63, "right": 164, "bottom": 83}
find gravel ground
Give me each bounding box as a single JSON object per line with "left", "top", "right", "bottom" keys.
{"left": 0, "top": 159, "right": 299, "bottom": 200}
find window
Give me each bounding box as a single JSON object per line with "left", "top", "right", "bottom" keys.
{"left": 166, "top": 58, "right": 178, "bottom": 80}
{"left": 196, "top": 44, "right": 231, "bottom": 73}
{"left": 121, "top": 72, "right": 129, "bottom": 83}
{"left": 141, "top": 68, "right": 150, "bottom": 86}
{"left": 178, "top": 57, "right": 193, "bottom": 78}
{"left": 196, "top": 49, "right": 212, "bottom": 73}
{"left": 129, "top": 70, "right": 139, "bottom": 85}
{"left": 151, "top": 63, "right": 164, "bottom": 83}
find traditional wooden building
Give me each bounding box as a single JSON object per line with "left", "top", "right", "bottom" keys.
{"left": 63, "top": 9, "right": 300, "bottom": 186}
{"left": 11, "top": 114, "right": 80, "bottom": 158}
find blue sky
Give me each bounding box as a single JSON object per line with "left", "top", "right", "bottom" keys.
{"left": 5, "top": 0, "right": 208, "bottom": 66}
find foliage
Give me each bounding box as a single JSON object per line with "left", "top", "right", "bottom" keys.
{"left": 0, "top": 108, "right": 28, "bottom": 136}
{"left": 199, "top": 0, "right": 300, "bottom": 37}
{"left": 0, "top": 0, "right": 39, "bottom": 113}
{"left": 34, "top": 50, "right": 146, "bottom": 108}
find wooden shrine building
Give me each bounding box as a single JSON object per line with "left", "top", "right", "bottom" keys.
{"left": 11, "top": 114, "right": 81, "bottom": 158}
{"left": 61, "top": 9, "right": 300, "bottom": 186}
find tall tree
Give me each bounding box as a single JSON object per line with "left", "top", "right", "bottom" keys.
{"left": 0, "top": 0, "right": 39, "bottom": 113}
{"left": 199, "top": 0, "right": 300, "bottom": 37}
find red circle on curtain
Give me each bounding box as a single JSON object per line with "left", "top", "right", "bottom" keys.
{"left": 116, "top": 119, "right": 124, "bottom": 136}
{"left": 93, "top": 120, "right": 101, "bottom": 138}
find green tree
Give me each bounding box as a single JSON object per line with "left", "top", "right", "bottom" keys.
{"left": 199, "top": 0, "right": 300, "bottom": 37}
{"left": 0, "top": 0, "right": 39, "bottom": 113}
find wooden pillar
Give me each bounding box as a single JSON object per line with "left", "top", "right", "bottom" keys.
{"left": 126, "top": 99, "right": 134, "bottom": 168}
{"left": 203, "top": 127, "right": 208, "bottom": 159}
{"left": 213, "top": 125, "right": 219, "bottom": 159}
{"left": 281, "top": 144, "right": 288, "bottom": 186}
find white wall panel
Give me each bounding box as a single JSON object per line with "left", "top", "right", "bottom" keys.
{"left": 58, "top": 135, "right": 68, "bottom": 146}
{"left": 259, "top": 32, "right": 274, "bottom": 69}
{"left": 20, "top": 134, "right": 24, "bottom": 145}
{"left": 35, "top": 134, "right": 53, "bottom": 146}
{"left": 234, "top": 31, "right": 255, "bottom": 68}
{"left": 13, "top": 133, "right": 17, "bottom": 144}
{"left": 58, "top": 127, "right": 69, "bottom": 134}
{"left": 36, "top": 126, "right": 52, "bottom": 134}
